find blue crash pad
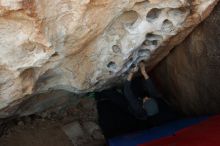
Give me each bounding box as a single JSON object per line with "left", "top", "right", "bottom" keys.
{"left": 109, "top": 116, "right": 207, "bottom": 146}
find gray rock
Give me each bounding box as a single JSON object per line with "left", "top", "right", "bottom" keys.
{"left": 92, "top": 130, "right": 105, "bottom": 140}
{"left": 17, "top": 121, "right": 24, "bottom": 126}
{"left": 62, "top": 121, "right": 85, "bottom": 145}
{"left": 82, "top": 121, "right": 99, "bottom": 135}
{"left": 82, "top": 122, "right": 104, "bottom": 140}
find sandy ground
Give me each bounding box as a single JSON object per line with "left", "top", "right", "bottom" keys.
{"left": 0, "top": 98, "right": 106, "bottom": 146}
{"left": 0, "top": 119, "right": 73, "bottom": 146}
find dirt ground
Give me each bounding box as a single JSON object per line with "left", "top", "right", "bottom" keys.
{"left": 0, "top": 119, "right": 73, "bottom": 146}
{"left": 0, "top": 98, "right": 106, "bottom": 146}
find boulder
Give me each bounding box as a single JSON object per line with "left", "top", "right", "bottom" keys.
{"left": 0, "top": 0, "right": 219, "bottom": 117}
{"left": 62, "top": 121, "right": 85, "bottom": 145}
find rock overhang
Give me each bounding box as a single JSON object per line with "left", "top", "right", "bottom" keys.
{"left": 0, "top": 0, "right": 219, "bottom": 114}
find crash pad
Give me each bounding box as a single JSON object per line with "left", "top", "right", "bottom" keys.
{"left": 139, "top": 115, "right": 220, "bottom": 146}
{"left": 109, "top": 116, "right": 207, "bottom": 146}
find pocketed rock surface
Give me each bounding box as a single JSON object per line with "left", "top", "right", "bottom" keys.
{"left": 0, "top": 0, "right": 219, "bottom": 117}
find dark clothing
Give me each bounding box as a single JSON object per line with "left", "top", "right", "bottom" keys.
{"left": 123, "top": 80, "right": 147, "bottom": 119}
{"left": 96, "top": 88, "right": 151, "bottom": 138}
{"left": 124, "top": 78, "right": 180, "bottom": 121}
{"left": 124, "top": 78, "right": 163, "bottom": 119}
{"left": 96, "top": 76, "right": 182, "bottom": 138}
{"left": 124, "top": 79, "right": 162, "bottom": 119}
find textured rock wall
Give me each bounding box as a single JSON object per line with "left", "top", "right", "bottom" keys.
{"left": 0, "top": 0, "right": 219, "bottom": 117}
{"left": 152, "top": 2, "right": 220, "bottom": 115}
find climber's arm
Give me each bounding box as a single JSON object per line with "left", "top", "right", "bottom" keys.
{"left": 140, "top": 62, "right": 162, "bottom": 98}
{"left": 124, "top": 69, "right": 148, "bottom": 119}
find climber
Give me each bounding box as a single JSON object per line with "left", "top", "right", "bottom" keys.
{"left": 95, "top": 62, "right": 181, "bottom": 137}
{"left": 123, "top": 62, "right": 179, "bottom": 120}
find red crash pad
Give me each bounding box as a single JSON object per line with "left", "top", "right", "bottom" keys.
{"left": 139, "top": 115, "right": 220, "bottom": 146}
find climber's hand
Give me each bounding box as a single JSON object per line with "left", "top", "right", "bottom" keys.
{"left": 139, "top": 62, "right": 149, "bottom": 80}
{"left": 127, "top": 65, "right": 138, "bottom": 81}
{"left": 140, "top": 62, "right": 146, "bottom": 73}
{"left": 130, "top": 65, "right": 138, "bottom": 73}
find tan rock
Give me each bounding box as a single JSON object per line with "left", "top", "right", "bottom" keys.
{"left": 0, "top": 0, "right": 219, "bottom": 113}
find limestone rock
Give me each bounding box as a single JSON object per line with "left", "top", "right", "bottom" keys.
{"left": 62, "top": 121, "right": 87, "bottom": 145}
{"left": 0, "top": 0, "right": 219, "bottom": 115}
{"left": 152, "top": 2, "right": 220, "bottom": 115}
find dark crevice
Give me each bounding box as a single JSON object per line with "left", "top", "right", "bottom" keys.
{"left": 146, "top": 8, "right": 162, "bottom": 20}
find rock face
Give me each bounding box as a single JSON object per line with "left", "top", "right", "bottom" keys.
{"left": 0, "top": 0, "right": 219, "bottom": 116}
{"left": 152, "top": 2, "right": 220, "bottom": 115}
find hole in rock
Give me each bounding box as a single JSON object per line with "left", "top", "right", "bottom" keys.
{"left": 133, "top": 49, "right": 151, "bottom": 64}
{"left": 51, "top": 52, "right": 59, "bottom": 57}
{"left": 143, "top": 33, "right": 161, "bottom": 48}
{"left": 143, "top": 40, "right": 152, "bottom": 46}
{"left": 128, "top": 57, "right": 133, "bottom": 63}
{"left": 168, "top": 7, "right": 188, "bottom": 18}
{"left": 116, "top": 10, "right": 139, "bottom": 26}
{"left": 161, "top": 19, "right": 174, "bottom": 33}
{"left": 138, "top": 49, "right": 151, "bottom": 57}
{"left": 112, "top": 45, "right": 121, "bottom": 53}
{"left": 152, "top": 40, "right": 158, "bottom": 46}
{"left": 146, "top": 8, "right": 162, "bottom": 20}
{"left": 125, "top": 57, "right": 134, "bottom": 68}
{"left": 142, "top": 40, "right": 158, "bottom": 50}
{"left": 109, "top": 71, "right": 113, "bottom": 75}
{"left": 107, "top": 61, "right": 117, "bottom": 70}
{"left": 146, "top": 33, "right": 163, "bottom": 41}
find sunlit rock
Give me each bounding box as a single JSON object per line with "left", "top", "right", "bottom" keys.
{"left": 0, "top": 0, "right": 218, "bottom": 114}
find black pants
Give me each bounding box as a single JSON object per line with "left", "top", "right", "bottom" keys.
{"left": 96, "top": 89, "right": 150, "bottom": 138}
{"left": 96, "top": 77, "right": 182, "bottom": 138}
